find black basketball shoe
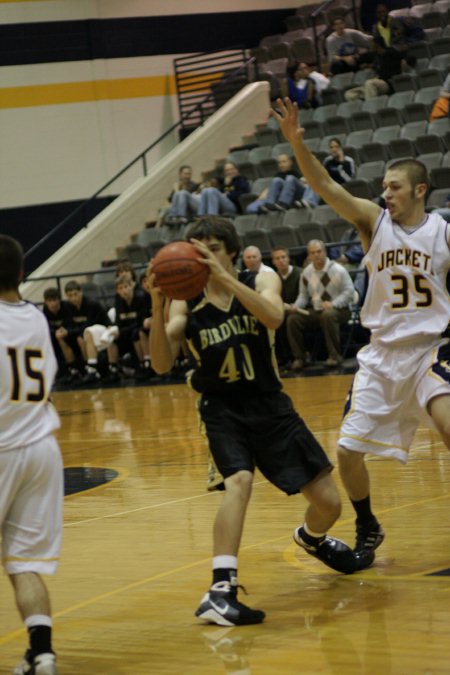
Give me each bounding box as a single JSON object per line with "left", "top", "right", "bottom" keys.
{"left": 293, "top": 527, "right": 359, "bottom": 574}
{"left": 195, "top": 580, "right": 265, "bottom": 626}
{"left": 354, "top": 520, "right": 385, "bottom": 556}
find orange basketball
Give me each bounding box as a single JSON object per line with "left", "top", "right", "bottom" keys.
{"left": 152, "top": 241, "right": 210, "bottom": 300}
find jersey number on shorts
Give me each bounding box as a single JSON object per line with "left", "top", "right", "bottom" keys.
{"left": 219, "top": 345, "right": 255, "bottom": 383}
{"left": 391, "top": 274, "right": 432, "bottom": 309}
{"left": 7, "top": 347, "right": 45, "bottom": 402}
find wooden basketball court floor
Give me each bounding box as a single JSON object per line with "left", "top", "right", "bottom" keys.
{"left": 1, "top": 374, "right": 450, "bottom": 674}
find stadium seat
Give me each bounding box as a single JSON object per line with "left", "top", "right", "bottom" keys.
{"left": 313, "top": 205, "right": 337, "bottom": 224}
{"left": 256, "top": 211, "right": 284, "bottom": 230}
{"left": 400, "top": 121, "right": 429, "bottom": 141}
{"left": 327, "top": 218, "right": 353, "bottom": 243}
{"left": 428, "top": 118, "right": 450, "bottom": 136}
{"left": 312, "top": 104, "right": 338, "bottom": 123}
{"left": 257, "top": 158, "right": 278, "bottom": 178}
{"left": 234, "top": 214, "right": 259, "bottom": 234}
{"left": 426, "top": 188, "right": 450, "bottom": 208}
{"left": 416, "top": 152, "right": 443, "bottom": 172}
{"left": 357, "top": 160, "right": 386, "bottom": 180}
{"left": 337, "top": 100, "right": 363, "bottom": 118}
{"left": 349, "top": 111, "right": 375, "bottom": 132}
{"left": 346, "top": 129, "right": 374, "bottom": 148}
{"left": 136, "top": 228, "right": 169, "bottom": 248}
{"left": 387, "top": 91, "right": 415, "bottom": 110}
{"left": 343, "top": 179, "right": 374, "bottom": 199}
{"left": 388, "top": 138, "right": 416, "bottom": 159}
{"left": 324, "top": 115, "right": 353, "bottom": 136}
{"left": 431, "top": 36, "right": 450, "bottom": 55}
{"left": 415, "top": 134, "right": 447, "bottom": 154}
{"left": 390, "top": 74, "right": 417, "bottom": 92}
{"left": 242, "top": 229, "right": 272, "bottom": 252}
{"left": 302, "top": 121, "right": 324, "bottom": 139}
{"left": 283, "top": 208, "right": 312, "bottom": 227}
{"left": 372, "top": 125, "right": 401, "bottom": 143}
{"left": 375, "top": 108, "right": 404, "bottom": 128}
{"left": 418, "top": 69, "right": 444, "bottom": 88}
{"left": 430, "top": 166, "right": 450, "bottom": 188}
{"left": 359, "top": 142, "right": 390, "bottom": 162}
{"left": 402, "top": 103, "right": 430, "bottom": 123}
{"left": 271, "top": 142, "right": 294, "bottom": 159}
{"left": 270, "top": 226, "right": 301, "bottom": 249}
{"left": 296, "top": 222, "right": 330, "bottom": 246}
{"left": 361, "top": 95, "right": 389, "bottom": 114}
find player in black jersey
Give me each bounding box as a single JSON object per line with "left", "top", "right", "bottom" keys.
{"left": 42, "top": 287, "right": 76, "bottom": 376}
{"left": 149, "top": 217, "right": 368, "bottom": 627}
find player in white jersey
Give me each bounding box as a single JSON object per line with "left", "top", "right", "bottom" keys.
{"left": 0, "top": 235, "right": 62, "bottom": 675}
{"left": 273, "top": 98, "right": 450, "bottom": 566}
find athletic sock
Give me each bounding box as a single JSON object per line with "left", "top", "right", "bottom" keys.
{"left": 351, "top": 496, "right": 377, "bottom": 527}
{"left": 212, "top": 555, "right": 238, "bottom": 586}
{"left": 300, "top": 523, "right": 326, "bottom": 548}
{"left": 25, "top": 616, "right": 53, "bottom": 656}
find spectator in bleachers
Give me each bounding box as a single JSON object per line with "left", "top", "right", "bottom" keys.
{"left": 328, "top": 226, "right": 364, "bottom": 266}
{"left": 271, "top": 247, "right": 302, "bottom": 368}
{"left": 197, "top": 161, "right": 250, "bottom": 216}
{"left": 430, "top": 73, "right": 450, "bottom": 121}
{"left": 300, "top": 62, "right": 330, "bottom": 105}
{"left": 42, "top": 287, "right": 75, "bottom": 377}
{"left": 246, "top": 153, "right": 318, "bottom": 214}
{"left": 345, "top": 35, "right": 407, "bottom": 101}
{"left": 323, "top": 139, "right": 356, "bottom": 186}
{"left": 326, "top": 17, "right": 371, "bottom": 75}
{"left": 165, "top": 164, "right": 201, "bottom": 226}
{"left": 371, "top": 3, "right": 400, "bottom": 48}
{"left": 62, "top": 280, "right": 111, "bottom": 383}
{"left": 138, "top": 272, "right": 154, "bottom": 378}
{"left": 242, "top": 246, "right": 275, "bottom": 274}
{"left": 285, "top": 61, "right": 318, "bottom": 109}
{"left": 286, "top": 239, "right": 355, "bottom": 370}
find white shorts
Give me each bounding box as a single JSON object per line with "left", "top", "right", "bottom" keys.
{"left": 0, "top": 434, "right": 63, "bottom": 575}
{"left": 339, "top": 338, "right": 450, "bottom": 463}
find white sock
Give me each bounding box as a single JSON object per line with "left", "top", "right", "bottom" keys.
{"left": 24, "top": 615, "right": 52, "bottom": 629}
{"left": 212, "top": 555, "right": 238, "bottom": 570}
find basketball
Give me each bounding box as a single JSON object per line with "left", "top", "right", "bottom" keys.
{"left": 152, "top": 241, "right": 210, "bottom": 300}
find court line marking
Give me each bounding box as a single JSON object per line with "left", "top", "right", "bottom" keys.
{"left": 3, "top": 490, "right": 450, "bottom": 646}
{"left": 64, "top": 479, "right": 268, "bottom": 526}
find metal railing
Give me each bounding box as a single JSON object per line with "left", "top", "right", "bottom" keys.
{"left": 23, "top": 52, "right": 256, "bottom": 275}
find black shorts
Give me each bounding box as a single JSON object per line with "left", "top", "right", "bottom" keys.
{"left": 198, "top": 390, "right": 332, "bottom": 495}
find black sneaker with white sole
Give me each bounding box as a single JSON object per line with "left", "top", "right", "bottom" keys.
{"left": 195, "top": 580, "right": 265, "bottom": 626}
{"left": 293, "top": 527, "right": 359, "bottom": 574}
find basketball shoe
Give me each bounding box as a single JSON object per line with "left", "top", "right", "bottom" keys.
{"left": 13, "top": 651, "right": 58, "bottom": 675}
{"left": 293, "top": 527, "right": 362, "bottom": 574}
{"left": 195, "top": 580, "right": 265, "bottom": 626}
{"left": 354, "top": 520, "right": 385, "bottom": 559}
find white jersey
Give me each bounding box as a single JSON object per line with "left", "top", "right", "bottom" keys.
{"left": 0, "top": 300, "right": 60, "bottom": 450}
{"left": 361, "top": 210, "right": 450, "bottom": 345}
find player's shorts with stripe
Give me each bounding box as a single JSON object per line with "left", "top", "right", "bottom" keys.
{"left": 0, "top": 434, "right": 63, "bottom": 575}
{"left": 198, "top": 390, "right": 332, "bottom": 495}
{"left": 339, "top": 337, "right": 450, "bottom": 463}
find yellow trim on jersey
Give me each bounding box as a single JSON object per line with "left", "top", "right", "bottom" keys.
{"left": 0, "top": 75, "right": 178, "bottom": 109}
{"left": 340, "top": 432, "right": 409, "bottom": 452}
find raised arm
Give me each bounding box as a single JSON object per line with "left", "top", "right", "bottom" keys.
{"left": 271, "top": 98, "right": 382, "bottom": 251}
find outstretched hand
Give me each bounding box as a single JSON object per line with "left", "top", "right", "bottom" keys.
{"left": 270, "top": 98, "right": 304, "bottom": 145}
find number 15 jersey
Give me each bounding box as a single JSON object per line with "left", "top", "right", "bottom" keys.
{"left": 0, "top": 300, "right": 60, "bottom": 451}
{"left": 361, "top": 211, "right": 450, "bottom": 346}
{"left": 186, "top": 272, "right": 282, "bottom": 395}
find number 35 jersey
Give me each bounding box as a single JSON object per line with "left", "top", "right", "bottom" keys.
{"left": 186, "top": 271, "right": 282, "bottom": 395}
{"left": 0, "top": 300, "right": 60, "bottom": 451}
{"left": 361, "top": 211, "right": 450, "bottom": 346}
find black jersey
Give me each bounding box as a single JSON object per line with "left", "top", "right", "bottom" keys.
{"left": 43, "top": 300, "right": 74, "bottom": 335}
{"left": 114, "top": 288, "right": 148, "bottom": 331}
{"left": 67, "top": 296, "right": 110, "bottom": 336}
{"left": 186, "top": 271, "right": 282, "bottom": 395}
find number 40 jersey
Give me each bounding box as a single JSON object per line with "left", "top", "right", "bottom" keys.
{"left": 0, "top": 300, "right": 60, "bottom": 451}
{"left": 186, "top": 271, "right": 282, "bottom": 395}
{"left": 361, "top": 211, "right": 450, "bottom": 346}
